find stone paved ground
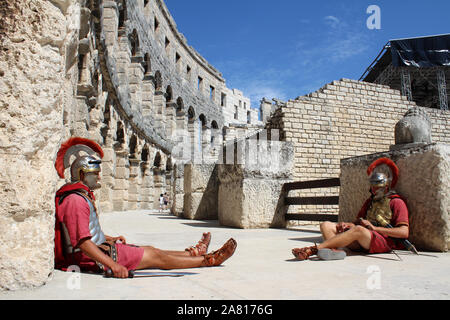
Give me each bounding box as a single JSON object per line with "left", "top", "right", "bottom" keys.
{"left": 1, "top": 210, "right": 449, "bottom": 300}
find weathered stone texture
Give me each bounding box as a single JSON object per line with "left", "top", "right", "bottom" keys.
{"left": 183, "top": 164, "right": 218, "bottom": 220}
{"left": 217, "top": 140, "right": 294, "bottom": 229}
{"left": 340, "top": 144, "right": 450, "bottom": 252}
{"left": 0, "top": 0, "right": 79, "bottom": 290}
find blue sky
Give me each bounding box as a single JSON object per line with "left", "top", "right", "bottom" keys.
{"left": 165, "top": 0, "right": 450, "bottom": 109}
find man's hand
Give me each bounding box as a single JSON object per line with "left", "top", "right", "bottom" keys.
{"left": 106, "top": 235, "right": 127, "bottom": 244}
{"left": 112, "top": 235, "right": 127, "bottom": 244}
{"left": 336, "top": 222, "right": 354, "bottom": 233}
{"left": 358, "top": 218, "right": 375, "bottom": 230}
{"left": 109, "top": 262, "right": 129, "bottom": 279}
{"left": 78, "top": 239, "right": 129, "bottom": 278}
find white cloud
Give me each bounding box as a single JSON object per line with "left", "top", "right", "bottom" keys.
{"left": 324, "top": 15, "right": 341, "bottom": 29}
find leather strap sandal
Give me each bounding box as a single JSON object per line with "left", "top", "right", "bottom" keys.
{"left": 203, "top": 238, "right": 237, "bottom": 267}
{"left": 292, "top": 244, "right": 318, "bottom": 261}
{"left": 185, "top": 232, "right": 211, "bottom": 256}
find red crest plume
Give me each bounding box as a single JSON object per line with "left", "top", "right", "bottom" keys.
{"left": 55, "top": 137, "right": 104, "bottom": 179}
{"left": 367, "top": 157, "right": 399, "bottom": 188}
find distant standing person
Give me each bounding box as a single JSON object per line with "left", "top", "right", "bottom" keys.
{"left": 159, "top": 194, "right": 164, "bottom": 212}
{"left": 163, "top": 192, "right": 169, "bottom": 210}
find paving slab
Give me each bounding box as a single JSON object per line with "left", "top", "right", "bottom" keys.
{"left": 1, "top": 210, "right": 449, "bottom": 300}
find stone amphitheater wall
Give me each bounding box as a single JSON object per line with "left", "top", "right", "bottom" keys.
{"left": 0, "top": 0, "right": 259, "bottom": 290}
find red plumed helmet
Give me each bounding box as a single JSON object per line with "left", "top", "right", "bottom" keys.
{"left": 55, "top": 137, "right": 104, "bottom": 179}
{"left": 367, "top": 157, "right": 399, "bottom": 188}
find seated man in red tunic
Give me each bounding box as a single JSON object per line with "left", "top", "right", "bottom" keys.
{"left": 292, "top": 158, "right": 410, "bottom": 261}
{"left": 54, "top": 137, "right": 237, "bottom": 278}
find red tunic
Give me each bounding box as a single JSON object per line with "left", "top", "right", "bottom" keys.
{"left": 54, "top": 183, "right": 144, "bottom": 272}
{"left": 356, "top": 196, "right": 409, "bottom": 254}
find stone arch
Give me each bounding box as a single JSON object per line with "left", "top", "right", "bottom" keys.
{"left": 210, "top": 120, "right": 220, "bottom": 151}
{"left": 187, "top": 106, "right": 195, "bottom": 122}
{"left": 153, "top": 151, "right": 162, "bottom": 168}
{"left": 143, "top": 52, "right": 151, "bottom": 74}
{"left": 129, "top": 29, "right": 139, "bottom": 57}
{"left": 117, "top": 0, "right": 127, "bottom": 29}
{"left": 166, "top": 85, "right": 173, "bottom": 102}
{"left": 199, "top": 114, "right": 207, "bottom": 127}
{"left": 116, "top": 121, "right": 125, "bottom": 146}
{"left": 141, "top": 144, "right": 149, "bottom": 163}
{"left": 129, "top": 134, "right": 137, "bottom": 158}
{"left": 176, "top": 97, "right": 185, "bottom": 114}
{"left": 166, "top": 157, "right": 173, "bottom": 171}
{"left": 154, "top": 70, "right": 162, "bottom": 91}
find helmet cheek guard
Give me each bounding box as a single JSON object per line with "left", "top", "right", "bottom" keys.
{"left": 70, "top": 156, "right": 102, "bottom": 182}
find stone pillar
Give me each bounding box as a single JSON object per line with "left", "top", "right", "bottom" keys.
{"left": 139, "top": 163, "right": 153, "bottom": 210}
{"left": 339, "top": 143, "right": 450, "bottom": 252}
{"left": 116, "top": 35, "right": 130, "bottom": 87}
{"left": 217, "top": 139, "right": 294, "bottom": 228}
{"left": 260, "top": 97, "right": 273, "bottom": 124}
{"left": 113, "top": 149, "right": 129, "bottom": 211}
{"left": 127, "top": 158, "right": 141, "bottom": 210}
{"left": 142, "top": 74, "right": 154, "bottom": 117}
{"left": 128, "top": 58, "right": 144, "bottom": 114}
{"left": 171, "top": 163, "right": 185, "bottom": 217}
{"left": 153, "top": 169, "right": 165, "bottom": 210}
{"left": 183, "top": 163, "right": 218, "bottom": 220}
{"left": 101, "top": 1, "right": 119, "bottom": 47}
{"left": 99, "top": 136, "right": 116, "bottom": 213}
{"left": 154, "top": 91, "right": 166, "bottom": 134}
{"left": 165, "top": 101, "right": 177, "bottom": 139}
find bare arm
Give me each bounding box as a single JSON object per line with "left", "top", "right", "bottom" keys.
{"left": 78, "top": 238, "right": 128, "bottom": 278}
{"left": 373, "top": 225, "right": 409, "bottom": 239}
{"left": 359, "top": 219, "right": 409, "bottom": 239}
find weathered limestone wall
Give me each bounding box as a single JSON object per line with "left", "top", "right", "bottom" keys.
{"left": 339, "top": 144, "right": 450, "bottom": 252}
{"left": 0, "top": 0, "right": 80, "bottom": 290}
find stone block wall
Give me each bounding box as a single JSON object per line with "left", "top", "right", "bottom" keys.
{"left": 340, "top": 144, "right": 450, "bottom": 252}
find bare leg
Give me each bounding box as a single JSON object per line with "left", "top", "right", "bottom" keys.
{"left": 138, "top": 232, "right": 211, "bottom": 258}
{"left": 320, "top": 221, "right": 338, "bottom": 241}
{"left": 317, "top": 226, "right": 372, "bottom": 251}
{"left": 136, "top": 238, "right": 236, "bottom": 270}
{"left": 139, "top": 247, "right": 190, "bottom": 257}
{"left": 136, "top": 246, "right": 204, "bottom": 270}
{"left": 320, "top": 222, "right": 363, "bottom": 251}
